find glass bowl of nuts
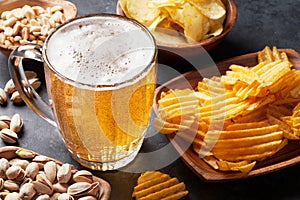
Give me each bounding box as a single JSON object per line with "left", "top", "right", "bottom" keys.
{"left": 0, "top": 0, "right": 77, "bottom": 56}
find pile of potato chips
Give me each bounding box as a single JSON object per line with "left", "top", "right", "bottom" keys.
{"left": 119, "top": 0, "right": 226, "bottom": 43}
{"left": 154, "top": 46, "right": 300, "bottom": 173}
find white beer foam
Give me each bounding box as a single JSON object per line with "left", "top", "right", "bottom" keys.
{"left": 46, "top": 16, "right": 155, "bottom": 87}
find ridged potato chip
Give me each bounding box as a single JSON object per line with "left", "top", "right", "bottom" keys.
{"left": 132, "top": 171, "right": 188, "bottom": 200}
{"left": 119, "top": 0, "right": 226, "bottom": 43}
{"left": 155, "top": 46, "right": 300, "bottom": 173}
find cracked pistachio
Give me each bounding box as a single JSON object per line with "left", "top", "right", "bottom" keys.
{"left": 0, "top": 128, "right": 18, "bottom": 144}
{"left": 0, "top": 116, "right": 11, "bottom": 127}
{"left": 73, "top": 170, "right": 93, "bottom": 184}
{"left": 3, "top": 180, "right": 19, "bottom": 191}
{"left": 19, "top": 182, "right": 36, "bottom": 200}
{"left": 5, "top": 165, "right": 25, "bottom": 181}
{"left": 0, "top": 88, "right": 7, "bottom": 105}
{"left": 44, "top": 161, "right": 57, "bottom": 184}
{"left": 32, "top": 174, "right": 53, "bottom": 195}
{"left": 0, "top": 158, "right": 9, "bottom": 179}
{"left": 4, "top": 79, "right": 15, "bottom": 94}
{"left": 57, "top": 163, "right": 73, "bottom": 184}
{"left": 10, "top": 113, "right": 23, "bottom": 133}
{"left": 25, "top": 162, "right": 39, "bottom": 180}
{"left": 58, "top": 193, "right": 74, "bottom": 200}
{"left": 10, "top": 91, "right": 23, "bottom": 103}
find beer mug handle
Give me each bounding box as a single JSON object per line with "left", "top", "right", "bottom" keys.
{"left": 8, "top": 44, "right": 57, "bottom": 127}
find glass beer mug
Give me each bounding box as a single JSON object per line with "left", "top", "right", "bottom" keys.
{"left": 8, "top": 14, "right": 157, "bottom": 170}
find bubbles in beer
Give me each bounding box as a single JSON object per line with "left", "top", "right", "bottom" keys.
{"left": 46, "top": 15, "right": 155, "bottom": 87}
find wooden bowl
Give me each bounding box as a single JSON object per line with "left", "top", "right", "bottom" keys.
{"left": 0, "top": 0, "right": 77, "bottom": 56}
{"left": 117, "top": 0, "right": 237, "bottom": 57}
{"left": 153, "top": 49, "right": 300, "bottom": 181}
{"left": 0, "top": 146, "right": 111, "bottom": 199}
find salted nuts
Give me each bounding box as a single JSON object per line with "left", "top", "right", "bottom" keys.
{"left": 0, "top": 114, "right": 23, "bottom": 144}
{"left": 2, "top": 70, "right": 41, "bottom": 104}
{"left": 0, "top": 149, "right": 106, "bottom": 199}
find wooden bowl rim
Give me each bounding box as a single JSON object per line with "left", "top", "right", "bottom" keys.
{"left": 116, "top": 0, "right": 237, "bottom": 49}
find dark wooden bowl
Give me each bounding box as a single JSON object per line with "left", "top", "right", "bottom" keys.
{"left": 154, "top": 49, "right": 300, "bottom": 181}
{"left": 117, "top": 0, "right": 237, "bottom": 57}
{"left": 0, "top": 146, "right": 111, "bottom": 199}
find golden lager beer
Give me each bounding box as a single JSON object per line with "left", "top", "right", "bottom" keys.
{"left": 44, "top": 15, "right": 157, "bottom": 170}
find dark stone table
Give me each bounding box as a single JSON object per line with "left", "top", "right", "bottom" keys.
{"left": 0, "top": 0, "right": 299, "bottom": 199}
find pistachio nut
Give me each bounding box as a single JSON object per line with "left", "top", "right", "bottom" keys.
{"left": 10, "top": 159, "right": 29, "bottom": 170}
{"left": 10, "top": 91, "right": 23, "bottom": 103}
{"left": 0, "top": 120, "right": 10, "bottom": 130}
{"left": 73, "top": 170, "right": 93, "bottom": 184}
{"left": 19, "top": 182, "right": 36, "bottom": 200}
{"left": 29, "top": 78, "right": 41, "bottom": 90}
{"left": 32, "top": 155, "right": 51, "bottom": 169}
{"left": 10, "top": 113, "right": 23, "bottom": 133}
{"left": 25, "top": 71, "right": 37, "bottom": 79}
{"left": 4, "top": 79, "right": 16, "bottom": 94}
{"left": 44, "top": 161, "right": 57, "bottom": 183}
{"left": 32, "top": 173, "right": 53, "bottom": 195}
{"left": 0, "top": 158, "right": 9, "bottom": 179}
{"left": 3, "top": 180, "right": 19, "bottom": 191}
{"left": 57, "top": 163, "right": 73, "bottom": 184}
{"left": 0, "top": 177, "right": 4, "bottom": 190}
{"left": 0, "top": 88, "right": 7, "bottom": 105}
{"left": 5, "top": 165, "right": 25, "bottom": 181}
{"left": 67, "top": 182, "right": 91, "bottom": 197}
{"left": 0, "top": 121, "right": 9, "bottom": 130}
{"left": 25, "top": 162, "right": 40, "bottom": 180}
{"left": 36, "top": 194, "right": 51, "bottom": 200}
{"left": 58, "top": 193, "right": 74, "bottom": 200}
{"left": 16, "top": 149, "right": 36, "bottom": 159}
{"left": 0, "top": 116, "right": 11, "bottom": 127}
{"left": 0, "top": 128, "right": 18, "bottom": 144}
{"left": 67, "top": 182, "right": 100, "bottom": 198}
{"left": 53, "top": 182, "right": 68, "bottom": 193}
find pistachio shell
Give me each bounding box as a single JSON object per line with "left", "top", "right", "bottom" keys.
{"left": 10, "top": 113, "right": 23, "bottom": 133}
{"left": 0, "top": 128, "right": 18, "bottom": 144}
{"left": 0, "top": 88, "right": 7, "bottom": 105}
{"left": 44, "top": 161, "right": 57, "bottom": 183}
{"left": 57, "top": 163, "right": 72, "bottom": 184}
{"left": 11, "top": 159, "right": 29, "bottom": 170}
{"left": 0, "top": 120, "right": 9, "bottom": 130}
{"left": 25, "top": 71, "right": 37, "bottom": 79}
{"left": 0, "top": 177, "right": 4, "bottom": 190}
{"left": 25, "top": 162, "right": 39, "bottom": 179}
{"left": 19, "top": 182, "right": 36, "bottom": 200}
{"left": 0, "top": 158, "right": 9, "bottom": 179}
{"left": 53, "top": 182, "right": 68, "bottom": 193}
{"left": 5, "top": 165, "right": 25, "bottom": 181}
{"left": 10, "top": 91, "right": 23, "bottom": 103}
{"left": 4, "top": 79, "right": 16, "bottom": 94}
{"left": 73, "top": 170, "right": 93, "bottom": 184}
{"left": 4, "top": 180, "right": 19, "bottom": 191}
{"left": 32, "top": 174, "right": 53, "bottom": 195}
{"left": 67, "top": 182, "right": 91, "bottom": 196}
